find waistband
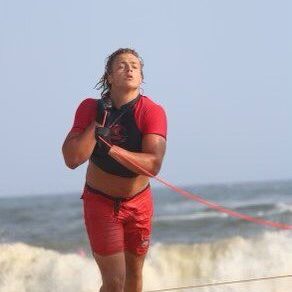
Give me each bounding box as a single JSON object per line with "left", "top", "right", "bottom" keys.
{"left": 84, "top": 182, "right": 150, "bottom": 202}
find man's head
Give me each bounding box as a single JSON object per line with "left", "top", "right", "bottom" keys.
{"left": 96, "top": 48, "right": 144, "bottom": 97}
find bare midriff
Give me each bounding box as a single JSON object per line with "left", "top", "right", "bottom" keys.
{"left": 85, "top": 161, "right": 150, "bottom": 198}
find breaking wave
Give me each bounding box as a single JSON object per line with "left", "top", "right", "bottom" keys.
{"left": 1, "top": 231, "right": 292, "bottom": 292}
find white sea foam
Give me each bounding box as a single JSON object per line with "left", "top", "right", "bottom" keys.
{"left": 255, "top": 202, "right": 292, "bottom": 217}
{"left": 0, "top": 244, "right": 99, "bottom": 292}
{"left": 276, "top": 202, "right": 292, "bottom": 213}
{"left": 145, "top": 231, "right": 292, "bottom": 292}
{"left": 1, "top": 231, "right": 292, "bottom": 292}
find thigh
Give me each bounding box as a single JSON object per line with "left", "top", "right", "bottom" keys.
{"left": 123, "top": 187, "right": 153, "bottom": 255}
{"left": 124, "top": 252, "right": 146, "bottom": 292}
{"left": 124, "top": 219, "right": 152, "bottom": 255}
{"left": 82, "top": 189, "right": 124, "bottom": 255}
{"left": 125, "top": 251, "right": 146, "bottom": 277}
{"left": 94, "top": 252, "right": 126, "bottom": 287}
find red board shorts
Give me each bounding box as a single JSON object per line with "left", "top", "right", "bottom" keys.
{"left": 81, "top": 183, "right": 153, "bottom": 256}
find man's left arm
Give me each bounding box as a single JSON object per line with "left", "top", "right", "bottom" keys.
{"left": 108, "top": 134, "right": 166, "bottom": 176}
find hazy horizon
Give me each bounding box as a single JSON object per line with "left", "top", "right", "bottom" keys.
{"left": 1, "top": 177, "right": 291, "bottom": 199}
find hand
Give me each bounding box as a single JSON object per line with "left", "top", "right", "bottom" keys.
{"left": 94, "top": 124, "right": 111, "bottom": 155}
{"left": 95, "top": 126, "right": 111, "bottom": 141}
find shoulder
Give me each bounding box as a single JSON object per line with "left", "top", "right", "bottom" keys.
{"left": 74, "top": 97, "right": 98, "bottom": 116}
{"left": 73, "top": 97, "right": 98, "bottom": 122}
{"left": 70, "top": 97, "right": 97, "bottom": 133}
{"left": 136, "top": 95, "right": 166, "bottom": 114}
{"left": 76, "top": 97, "right": 97, "bottom": 110}
{"left": 134, "top": 95, "right": 167, "bottom": 137}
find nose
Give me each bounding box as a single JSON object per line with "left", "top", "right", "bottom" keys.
{"left": 125, "top": 64, "right": 133, "bottom": 72}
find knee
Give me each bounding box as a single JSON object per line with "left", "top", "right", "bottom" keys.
{"left": 102, "top": 274, "right": 125, "bottom": 292}
{"left": 126, "top": 266, "right": 142, "bottom": 282}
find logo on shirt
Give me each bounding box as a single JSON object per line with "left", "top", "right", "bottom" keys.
{"left": 110, "top": 124, "right": 127, "bottom": 144}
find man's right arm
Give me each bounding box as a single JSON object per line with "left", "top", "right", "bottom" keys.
{"left": 62, "top": 98, "right": 97, "bottom": 169}
{"left": 62, "top": 120, "right": 96, "bottom": 169}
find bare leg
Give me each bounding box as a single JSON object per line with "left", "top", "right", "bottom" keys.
{"left": 93, "top": 251, "right": 126, "bottom": 292}
{"left": 124, "top": 251, "right": 146, "bottom": 292}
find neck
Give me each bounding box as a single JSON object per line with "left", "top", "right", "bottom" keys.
{"left": 110, "top": 88, "right": 140, "bottom": 109}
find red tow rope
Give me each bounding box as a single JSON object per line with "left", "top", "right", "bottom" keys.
{"left": 98, "top": 136, "right": 292, "bottom": 230}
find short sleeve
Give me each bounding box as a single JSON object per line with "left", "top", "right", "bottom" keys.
{"left": 140, "top": 105, "right": 167, "bottom": 139}
{"left": 70, "top": 98, "right": 97, "bottom": 133}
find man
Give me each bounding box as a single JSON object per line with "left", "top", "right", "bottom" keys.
{"left": 62, "top": 48, "right": 167, "bottom": 292}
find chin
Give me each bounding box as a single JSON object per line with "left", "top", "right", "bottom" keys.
{"left": 121, "top": 83, "right": 139, "bottom": 91}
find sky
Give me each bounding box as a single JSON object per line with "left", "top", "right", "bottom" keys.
{"left": 0, "top": 0, "right": 291, "bottom": 197}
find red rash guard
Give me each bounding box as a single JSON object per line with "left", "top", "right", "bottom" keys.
{"left": 70, "top": 95, "right": 167, "bottom": 177}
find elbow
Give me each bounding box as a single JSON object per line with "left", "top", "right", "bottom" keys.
{"left": 150, "top": 159, "right": 162, "bottom": 176}
{"left": 64, "top": 156, "right": 79, "bottom": 169}
{"left": 62, "top": 150, "right": 82, "bottom": 169}
{"left": 66, "top": 161, "right": 79, "bottom": 169}
{"left": 151, "top": 166, "right": 161, "bottom": 176}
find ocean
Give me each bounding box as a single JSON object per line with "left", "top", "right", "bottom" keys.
{"left": 0, "top": 179, "right": 292, "bottom": 292}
